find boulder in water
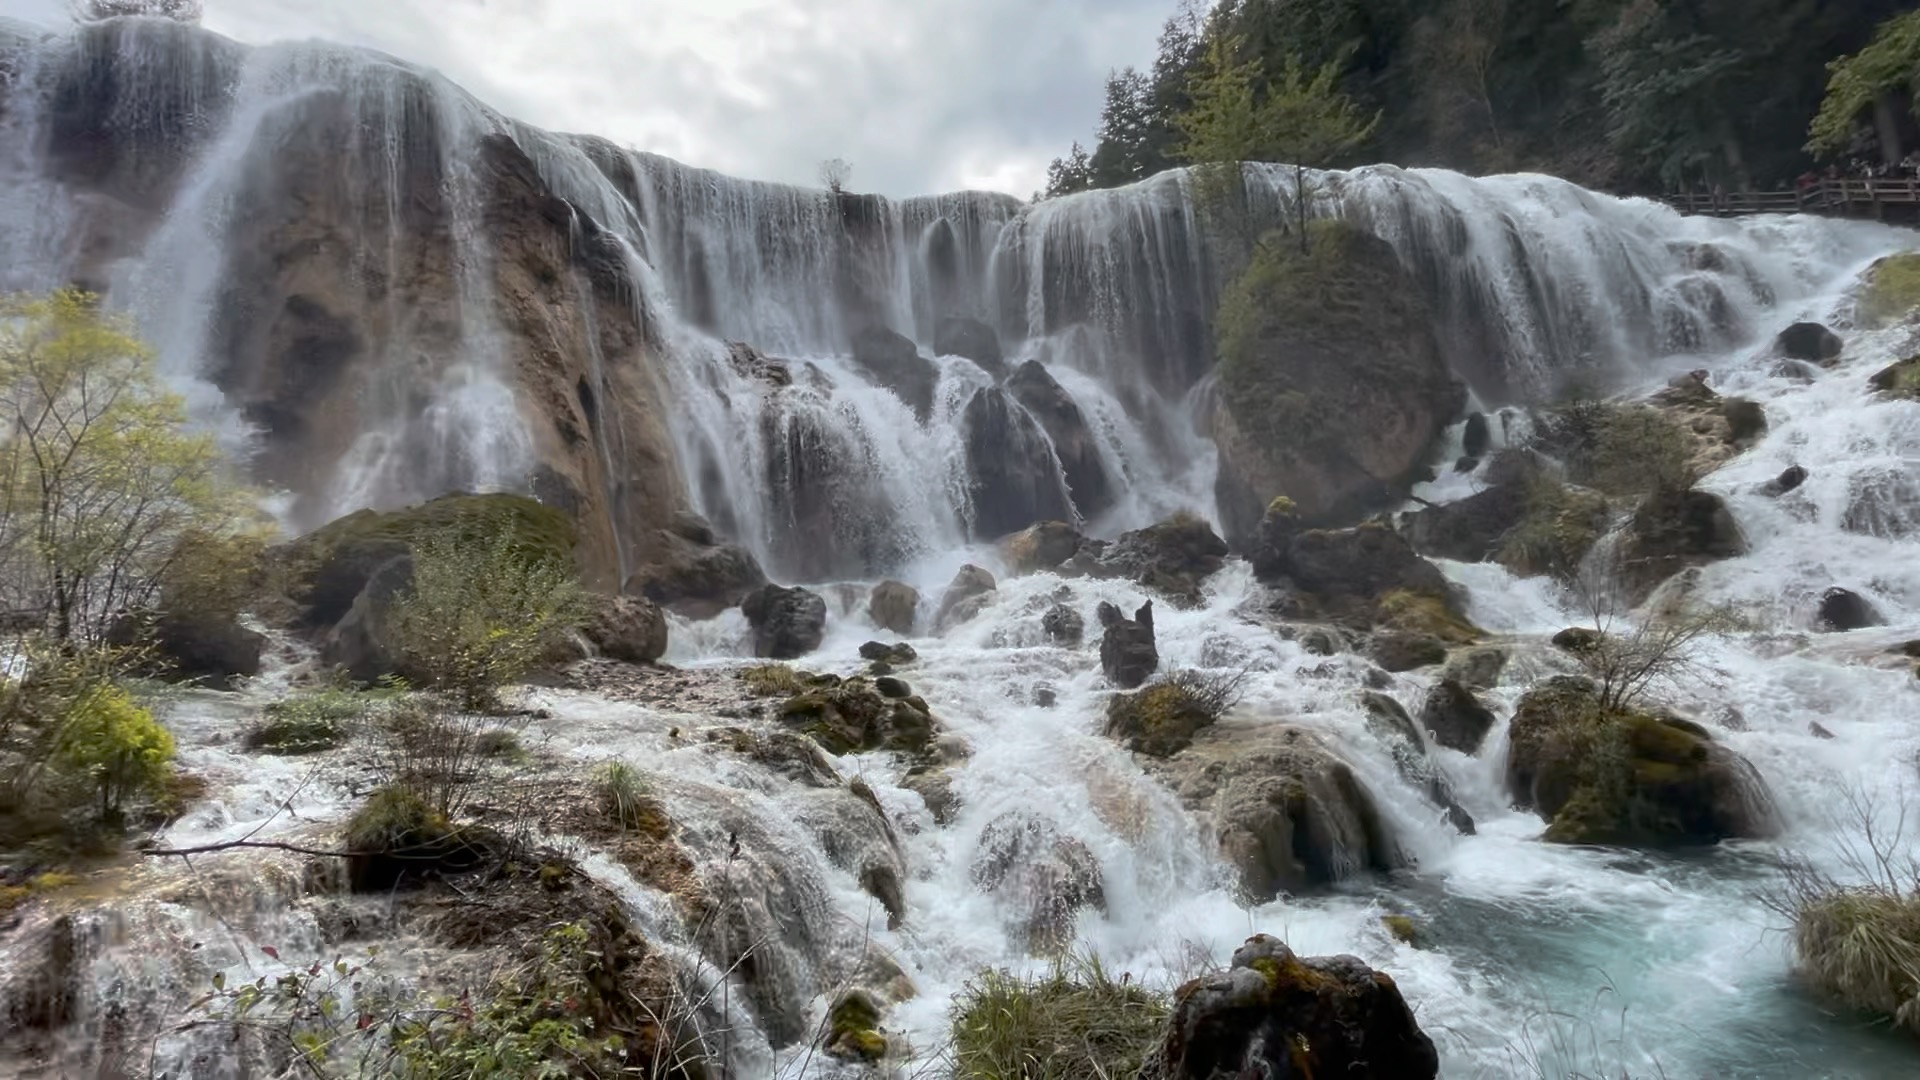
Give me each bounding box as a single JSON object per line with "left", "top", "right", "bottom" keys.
{"left": 1816, "top": 587, "right": 1883, "bottom": 632}
{"left": 1105, "top": 677, "right": 1222, "bottom": 758}
{"left": 850, "top": 325, "right": 939, "bottom": 421}
{"left": 780, "top": 679, "right": 938, "bottom": 756}
{"left": 1808, "top": 721, "right": 1836, "bottom": 740}
{"left": 1270, "top": 523, "right": 1477, "bottom": 642}
{"left": 1370, "top": 632, "right": 1448, "bottom": 673}
{"left": 1761, "top": 465, "right": 1809, "bottom": 497}
{"left": 1041, "top": 603, "right": 1084, "bottom": 645}
{"left": 970, "top": 812, "right": 1107, "bottom": 954}
{"left": 741, "top": 584, "right": 827, "bottom": 659}
{"left": 1144, "top": 934, "right": 1439, "bottom": 1080}
{"left": 1005, "top": 361, "right": 1114, "bottom": 520}
{"left": 725, "top": 341, "right": 793, "bottom": 387}
{"left": 1419, "top": 678, "right": 1497, "bottom": 754}
{"left": 934, "top": 564, "right": 997, "bottom": 631}
{"left": 1552, "top": 626, "right": 1604, "bottom": 654}
{"left": 1443, "top": 646, "right": 1508, "bottom": 690}
{"left": 935, "top": 315, "right": 1006, "bottom": 378}
{"left": 1506, "top": 676, "right": 1774, "bottom": 846}
{"left": 1869, "top": 355, "right": 1920, "bottom": 400}
{"left": 625, "top": 512, "right": 768, "bottom": 618}
{"left": 961, "top": 386, "right": 1076, "bottom": 539}
{"left": 1462, "top": 411, "right": 1492, "bottom": 460}
{"left": 1618, "top": 489, "right": 1746, "bottom": 601}
{"left": 1001, "top": 520, "right": 1088, "bottom": 575}
{"left": 581, "top": 593, "right": 668, "bottom": 664}
{"left": 107, "top": 610, "right": 264, "bottom": 687}
{"left": 866, "top": 580, "right": 919, "bottom": 636}
{"left": 858, "top": 640, "right": 917, "bottom": 665}
{"left": 1097, "top": 600, "right": 1159, "bottom": 689}
{"left": 1083, "top": 513, "right": 1229, "bottom": 608}
{"left": 1776, "top": 321, "right": 1843, "bottom": 365}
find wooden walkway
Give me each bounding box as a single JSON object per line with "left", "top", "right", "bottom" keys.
{"left": 1663, "top": 177, "right": 1920, "bottom": 220}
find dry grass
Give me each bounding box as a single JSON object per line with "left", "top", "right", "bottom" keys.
{"left": 949, "top": 953, "right": 1169, "bottom": 1080}
{"left": 739, "top": 663, "right": 807, "bottom": 698}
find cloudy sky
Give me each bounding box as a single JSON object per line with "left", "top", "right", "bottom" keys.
{"left": 4, "top": 0, "right": 1172, "bottom": 196}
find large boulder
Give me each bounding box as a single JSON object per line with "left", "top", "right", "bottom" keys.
{"left": 741, "top": 584, "right": 827, "bottom": 659}
{"left": 1775, "top": 321, "right": 1842, "bottom": 364}
{"left": 1143, "top": 934, "right": 1439, "bottom": 1080}
{"left": 1005, "top": 361, "right": 1114, "bottom": 520}
{"left": 320, "top": 554, "right": 415, "bottom": 684}
{"left": 1211, "top": 222, "right": 1464, "bottom": 546}
{"left": 1506, "top": 676, "right": 1774, "bottom": 846}
{"left": 106, "top": 611, "right": 265, "bottom": 687}
{"left": 623, "top": 512, "right": 767, "bottom": 619}
{"left": 962, "top": 387, "right": 1076, "bottom": 538}
{"left": 1084, "top": 514, "right": 1229, "bottom": 608}
{"left": 581, "top": 594, "right": 668, "bottom": 664}
{"left": 1000, "top": 520, "right": 1088, "bottom": 576}
{"left": 1419, "top": 679, "right": 1497, "bottom": 754}
{"left": 779, "top": 676, "right": 939, "bottom": 757}
{"left": 1361, "top": 692, "right": 1474, "bottom": 834}
{"left": 1816, "top": 587, "right": 1883, "bottom": 632}
{"left": 1097, "top": 601, "right": 1159, "bottom": 689}
{"left": 934, "top": 564, "right": 997, "bottom": 632}
{"left": 1264, "top": 516, "right": 1479, "bottom": 643}
{"left": 934, "top": 316, "right": 1006, "bottom": 379}
{"left": 1869, "top": 355, "right": 1920, "bottom": 400}
{"left": 867, "top": 580, "right": 919, "bottom": 636}
{"left": 1400, "top": 478, "right": 1533, "bottom": 563}
{"left": 1618, "top": 490, "right": 1746, "bottom": 601}
{"left": 850, "top": 325, "right": 939, "bottom": 421}
{"left": 1153, "top": 721, "right": 1405, "bottom": 902}
{"left": 970, "top": 812, "right": 1107, "bottom": 953}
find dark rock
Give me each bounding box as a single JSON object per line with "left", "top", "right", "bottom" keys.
{"left": 1892, "top": 640, "right": 1920, "bottom": 659}
{"left": 1098, "top": 601, "right": 1159, "bottom": 689}
{"left": 626, "top": 513, "right": 768, "bottom": 619}
{"left": 582, "top": 594, "right": 668, "bottom": 664}
{"left": 1506, "top": 676, "right": 1774, "bottom": 846}
{"left": 867, "top": 580, "right": 919, "bottom": 636}
{"left": 858, "top": 641, "right": 918, "bottom": 665}
{"left": 1005, "top": 361, "right": 1114, "bottom": 520}
{"left": 850, "top": 325, "right": 939, "bottom": 421}
{"left": 320, "top": 555, "right": 415, "bottom": 684}
{"left": 1041, "top": 603, "right": 1085, "bottom": 645}
{"left": 706, "top": 727, "right": 841, "bottom": 788}
{"left": 1816, "top": 587, "right": 1883, "bottom": 632}
{"left": 1809, "top": 721, "right": 1836, "bottom": 740}
{"left": 1443, "top": 646, "right": 1508, "bottom": 690}
{"left": 1552, "top": 626, "right": 1604, "bottom": 654}
{"left": 934, "top": 564, "right": 997, "bottom": 632}
{"left": 1722, "top": 398, "right": 1768, "bottom": 445}
{"left": 1360, "top": 691, "right": 1474, "bottom": 834}
{"left": 1279, "top": 524, "right": 1467, "bottom": 635}
{"left": 1869, "top": 355, "right": 1920, "bottom": 400}
{"left": 1400, "top": 479, "right": 1532, "bottom": 563}
{"left": 725, "top": 341, "right": 793, "bottom": 387}
{"left": 741, "top": 584, "right": 827, "bottom": 659}
{"left": 962, "top": 386, "right": 1076, "bottom": 539}
{"left": 1147, "top": 934, "right": 1439, "bottom": 1080}
{"left": 107, "top": 611, "right": 265, "bottom": 687}
{"left": 1033, "top": 685, "right": 1058, "bottom": 708}
{"left": 1619, "top": 489, "right": 1746, "bottom": 601}
{"left": 874, "top": 676, "right": 912, "bottom": 700}
{"left": 971, "top": 813, "right": 1106, "bottom": 953}
{"left": 780, "top": 682, "right": 937, "bottom": 756}
{"left": 1776, "top": 321, "right": 1842, "bottom": 364}
{"left": 1001, "top": 520, "right": 1088, "bottom": 575}
{"left": 1248, "top": 498, "right": 1303, "bottom": 580}
{"left": 1089, "top": 514, "right": 1229, "bottom": 608}
{"left": 1371, "top": 633, "right": 1448, "bottom": 673}
{"left": 1760, "top": 465, "right": 1808, "bottom": 497}
{"left": 934, "top": 315, "right": 1005, "bottom": 378}
{"left": 1419, "top": 679, "right": 1497, "bottom": 754}
{"left": 1462, "top": 411, "right": 1491, "bottom": 459}
{"left": 1298, "top": 626, "right": 1342, "bottom": 656}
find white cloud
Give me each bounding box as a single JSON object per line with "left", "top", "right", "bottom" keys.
{"left": 164, "top": 0, "right": 1169, "bottom": 197}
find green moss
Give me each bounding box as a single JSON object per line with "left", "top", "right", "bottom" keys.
{"left": 1870, "top": 356, "right": 1920, "bottom": 400}
{"left": 244, "top": 688, "right": 379, "bottom": 754}
{"left": 1249, "top": 955, "right": 1283, "bottom": 988}
{"left": 344, "top": 786, "right": 451, "bottom": 854}
{"left": 781, "top": 683, "right": 933, "bottom": 756}
{"left": 1375, "top": 589, "right": 1481, "bottom": 644}
{"left": 1381, "top": 914, "right": 1419, "bottom": 946}
{"left": 825, "top": 991, "right": 888, "bottom": 1062}
{"left": 1267, "top": 495, "right": 1298, "bottom": 516}
{"left": 302, "top": 494, "right": 575, "bottom": 563}
{"left": 1499, "top": 477, "right": 1611, "bottom": 579}
{"left": 1862, "top": 253, "right": 1920, "bottom": 327}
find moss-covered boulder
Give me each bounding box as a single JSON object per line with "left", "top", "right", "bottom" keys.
{"left": 106, "top": 610, "right": 264, "bottom": 687}
{"left": 1505, "top": 677, "right": 1773, "bottom": 846}
{"left": 823, "top": 990, "right": 889, "bottom": 1062}
{"left": 1419, "top": 678, "right": 1497, "bottom": 754}
{"left": 1618, "top": 489, "right": 1746, "bottom": 602}
{"left": 1870, "top": 355, "right": 1920, "bottom": 401}
{"left": 1265, "top": 521, "right": 1480, "bottom": 643}
{"left": 1105, "top": 678, "right": 1218, "bottom": 758}
{"left": 1860, "top": 253, "right": 1920, "bottom": 328}
{"left": 1146, "top": 934, "right": 1438, "bottom": 1080}
{"left": 1211, "top": 222, "right": 1464, "bottom": 546}
{"left": 780, "top": 679, "right": 937, "bottom": 757}
{"left": 1085, "top": 513, "right": 1229, "bottom": 608}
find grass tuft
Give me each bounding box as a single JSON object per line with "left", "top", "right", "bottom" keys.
{"left": 739, "top": 663, "right": 808, "bottom": 698}
{"left": 950, "top": 954, "right": 1168, "bottom": 1080}
{"left": 595, "top": 760, "right": 650, "bottom": 830}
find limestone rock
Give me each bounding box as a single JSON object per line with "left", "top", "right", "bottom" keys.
{"left": 1419, "top": 679, "right": 1497, "bottom": 754}
{"left": 1098, "top": 600, "right": 1159, "bottom": 689}
{"left": 851, "top": 325, "right": 939, "bottom": 421}
{"left": 1361, "top": 692, "right": 1474, "bottom": 834}
{"left": 1443, "top": 646, "right": 1508, "bottom": 690}
{"left": 1869, "top": 355, "right": 1920, "bottom": 400}
{"left": 1000, "top": 520, "right": 1088, "bottom": 575}
{"left": 780, "top": 679, "right": 938, "bottom": 757}
{"left": 625, "top": 512, "right": 768, "bottom": 619}
{"left": 1105, "top": 678, "right": 1217, "bottom": 758}
{"left": 867, "top": 580, "right": 919, "bottom": 636}
{"left": 962, "top": 386, "right": 1076, "bottom": 539}
{"left": 319, "top": 554, "right": 414, "bottom": 684}
{"left": 741, "top": 584, "right": 827, "bottom": 660}
{"left": 1619, "top": 489, "right": 1746, "bottom": 602}
{"left": 1087, "top": 514, "right": 1229, "bottom": 608}
{"left": 1760, "top": 465, "right": 1808, "bottom": 497}
{"left": 107, "top": 611, "right": 264, "bottom": 687}
{"left": 934, "top": 564, "right": 998, "bottom": 632}
{"left": 582, "top": 593, "right": 668, "bottom": 664}
{"left": 970, "top": 812, "right": 1106, "bottom": 953}
{"left": 1005, "top": 361, "right": 1113, "bottom": 520}
{"left": 1371, "top": 633, "right": 1448, "bottom": 674}
{"left": 1041, "top": 603, "right": 1084, "bottom": 645}
{"left": 934, "top": 315, "right": 1005, "bottom": 378}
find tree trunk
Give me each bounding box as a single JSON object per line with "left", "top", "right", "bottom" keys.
{"left": 1295, "top": 163, "right": 1309, "bottom": 254}
{"left": 1874, "top": 91, "right": 1905, "bottom": 167}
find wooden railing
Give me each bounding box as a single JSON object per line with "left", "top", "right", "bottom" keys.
{"left": 1663, "top": 177, "right": 1920, "bottom": 217}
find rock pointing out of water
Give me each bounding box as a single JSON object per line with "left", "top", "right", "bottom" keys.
{"left": 1419, "top": 678, "right": 1497, "bottom": 754}
{"left": 1775, "top": 321, "right": 1843, "bottom": 364}
{"left": 1097, "top": 600, "right": 1158, "bottom": 689}
{"left": 1143, "top": 934, "right": 1439, "bottom": 1080}
{"left": 741, "top": 583, "right": 827, "bottom": 659}
{"left": 1817, "top": 587, "right": 1883, "bottom": 632}
{"left": 867, "top": 579, "right": 919, "bottom": 636}
{"left": 1005, "top": 361, "right": 1114, "bottom": 519}
{"left": 970, "top": 812, "right": 1107, "bottom": 954}
{"left": 850, "top": 324, "right": 940, "bottom": 421}
{"left": 962, "top": 386, "right": 1076, "bottom": 539}
{"left": 935, "top": 564, "right": 997, "bottom": 631}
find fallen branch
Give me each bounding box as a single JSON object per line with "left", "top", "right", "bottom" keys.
{"left": 144, "top": 838, "right": 358, "bottom": 859}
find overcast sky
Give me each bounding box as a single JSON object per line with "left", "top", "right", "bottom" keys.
{"left": 3, "top": 0, "right": 1170, "bottom": 196}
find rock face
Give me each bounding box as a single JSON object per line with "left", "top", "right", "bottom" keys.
{"left": 850, "top": 325, "right": 940, "bottom": 421}
{"left": 970, "top": 813, "right": 1107, "bottom": 953}
{"left": 581, "top": 594, "right": 669, "bottom": 664}
{"left": 741, "top": 584, "right": 828, "bottom": 659}
{"left": 934, "top": 316, "right": 1006, "bottom": 378}
{"left": 1420, "top": 679, "right": 1498, "bottom": 753}
{"left": 1097, "top": 601, "right": 1159, "bottom": 689}
{"left": 1143, "top": 934, "right": 1439, "bottom": 1080}
{"left": 1005, "top": 361, "right": 1113, "bottom": 520}
{"left": 866, "top": 580, "right": 919, "bottom": 636}
{"left": 1506, "top": 676, "right": 1774, "bottom": 846}
{"left": 1211, "top": 222, "right": 1464, "bottom": 546}
{"left": 1776, "top": 321, "right": 1843, "bottom": 364}
{"left": 934, "top": 565, "right": 997, "bottom": 631}
{"left": 1817, "top": 587, "right": 1883, "bottom": 632}
{"left": 962, "top": 386, "right": 1076, "bottom": 539}
{"left": 1619, "top": 490, "right": 1746, "bottom": 601}
{"left": 1154, "top": 720, "right": 1404, "bottom": 902}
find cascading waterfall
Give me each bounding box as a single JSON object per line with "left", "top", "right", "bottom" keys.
{"left": 3, "top": 13, "right": 1920, "bottom": 1080}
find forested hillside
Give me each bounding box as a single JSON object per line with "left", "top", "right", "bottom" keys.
{"left": 1047, "top": 0, "right": 1916, "bottom": 195}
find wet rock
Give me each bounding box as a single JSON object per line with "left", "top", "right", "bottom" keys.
{"left": 874, "top": 676, "right": 912, "bottom": 699}
{"left": 934, "top": 564, "right": 997, "bottom": 632}
{"left": 1361, "top": 691, "right": 1474, "bottom": 834}
{"left": 1370, "top": 633, "right": 1448, "bottom": 673}
{"left": 1041, "top": 603, "right": 1084, "bottom": 645}
{"left": 107, "top": 610, "right": 264, "bottom": 687}
{"left": 1268, "top": 522, "right": 1479, "bottom": 643}
{"left": 1462, "top": 411, "right": 1491, "bottom": 459}
{"left": 1506, "top": 676, "right": 1774, "bottom": 846}
{"left": 1808, "top": 721, "right": 1836, "bottom": 740}
{"left": 1619, "top": 489, "right": 1746, "bottom": 602}
{"left": 962, "top": 386, "right": 1076, "bottom": 539}
{"left": 741, "top": 584, "right": 827, "bottom": 660}
{"left": 1419, "top": 679, "right": 1497, "bottom": 754}
{"left": 1399, "top": 475, "right": 1532, "bottom": 563}
{"left": 902, "top": 769, "right": 959, "bottom": 824}
{"left": 1005, "top": 361, "right": 1114, "bottom": 519}
{"left": 970, "top": 812, "right": 1107, "bottom": 953}
{"left": 1841, "top": 465, "right": 1920, "bottom": 539}
{"left": 851, "top": 324, "right": 939, "bottom": 421}
{"left": 725, "top": 341, "right": 793, "bottom": 387}
{"left": 1298, "top": 625, "right": 1343, "bottom": 656}
{"left": 866, "top": 580, "right": 919, "bottom": 636}
{"left": 858, "top": 641, "right": 918, "bottom": 665}
{"left": 1088, "top": 514, "right": 1229, "bottom": 608}
{"left": 780, "top": 680, "right": 937, "bottom": 756}
{"left": 626, "top": 512, "right": 768, "bottom": 618}
{"left": 1816, "top": 587, "right": 1883, "bottom": 632}
{"left": 1001, "top": 519, "right": 1088, "bottom": 576}
{"left": 581, "top": 593, "right": 668, "bottom": 664}
{"left": 936, "top": 315, "right": 1004, "bottom": 373}
{"left": 705, "top": 727, "right": 839, "bottom": 787}
{"left": 1105, "top": 678, "right": 1220, "bottom": 758}
{"left": 320, "top": 554, "right": 414, "bottom": 684}
{"left": 1760, "top": 465, "right": 1808, "bottom": 497}
{"left": 1153, "top": 722, "right": 1406, "bottom": 902}
{"left": 1144, "top": 934, "right": 1439, "bottom": 1080}
{"left": 1443, "top": 646, "right": 1508, "bottom": 690}
{"left": 1868, "top": 354, "right": 1920, "bottom": 400}
{"left": 1098, "top": 600, "right": 1159, "bottom": 689}
{"left": 1776, "top": 321, "right": 1842, "bottom": 364}
{"left": 1892, "top": 640, "right": 1920, "bottom": 659}
{"left": 1722, "top": 398, "right": 1768, "bottom": 445}
{"left": 1033, "top": 685, "right": 1058, "bottom": 708}
{"left": 1552, "top": 626, "right": 1603, "bottom": 654}
{"left": 823, "top": 990, "right": 889, "bottom": 1062}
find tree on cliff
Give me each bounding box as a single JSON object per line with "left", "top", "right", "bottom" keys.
{"left": 1809, "top": 10, "right": 1920, "bottom": 161}
{"left": 819, "top": 158, "right": 853, "bottom": 195}
{"left": 71, "top": 0, "right": 202, "bottom": 21}
{"left": 0, "top": 290, "right": 251, "bottom": 644}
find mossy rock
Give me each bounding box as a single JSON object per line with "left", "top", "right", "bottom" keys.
{"left": 1497, "top": 480, "right": 1611, "bottom": 579}
{"left": 1861, "top": 253, "right": 1920, "bottom": 327}
{"left": 824, "top": 990, "right": 888, "bottom": 1062}
{"left": 780, "top": 682, "right": 935, "bottom": 756}
{"left": 1105, "top": 680, "right": 1217, "bottom": 758}
{"left": 1869, "top": 355, "right": 1920, "bottom": 401}
{"left": 1375, "top": 589, "right": 1481, "bottom": 645}
{"left": 341, "top": 786, "right": 504, "bottom": 891}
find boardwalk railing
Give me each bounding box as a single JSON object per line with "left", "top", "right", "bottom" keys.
{"left": 1663, "top": 177, "right": 1920, "bottom": 217}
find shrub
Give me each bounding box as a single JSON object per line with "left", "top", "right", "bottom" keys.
{"left": 54, "top": 684, "right": 174, "bottom": 821}
{"left": 595, "top": 761, "right": 650, "bottom": 829}
{"left": 1105, "top": 668, "right": 1246, "bottom": 758}
{"left": 244, "top": 688, "right": 381, "bottom": 755}
{"left": 1498, "top": 475, "right": 1611, "bottom": 580}
{"left": 1574, "top": 404, "right": 1697, "bottom": 497}
{"left": 950, "top": 954, "right": 1169, "bottom": 1080}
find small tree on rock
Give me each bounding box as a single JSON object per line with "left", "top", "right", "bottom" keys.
{"left": 819, "top": 158, "right": 853, "bottom": 195}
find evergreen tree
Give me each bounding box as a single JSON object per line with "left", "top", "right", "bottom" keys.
{"left": 1044, "top": 142, "right": 1096, "bottom": 197}
{"left": 1809, "top": 10, "right": 1920, "bottom": 160}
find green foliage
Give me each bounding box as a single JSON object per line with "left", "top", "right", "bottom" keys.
{"left": 387, "top": 524, "right": 587, "bottom": 707}
{"left": 1592, "top": 2, "right": 1744, "bottom": 187}
{"left": 1810, "top": 10, "right": 1920, "bottom": 157}
{"left": 0, "top": 289, "right": 258, "bottom": 645}
{"left": 1499, "top": 475, "right": 1611, "bottom": 580}
{"left": 594, "top": 760, "right": 650, "bottom": 830}
{"left": 1861, "top": 253, "right": 1920, "bottom": 327}
{"left": 1555, "top": 400, "right": 1697, "bottom": 497}
{"left": 950, "top": 953, "right": 1170, "bottom": 1080}
{"left": 245, "top": 688, "right": 388, "bottom": 755}
{"left": 343, "top": 784, "right": 451, "bottom": 856}
{"left": 54, "top": 684, "right": 174, "bottom": 820}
